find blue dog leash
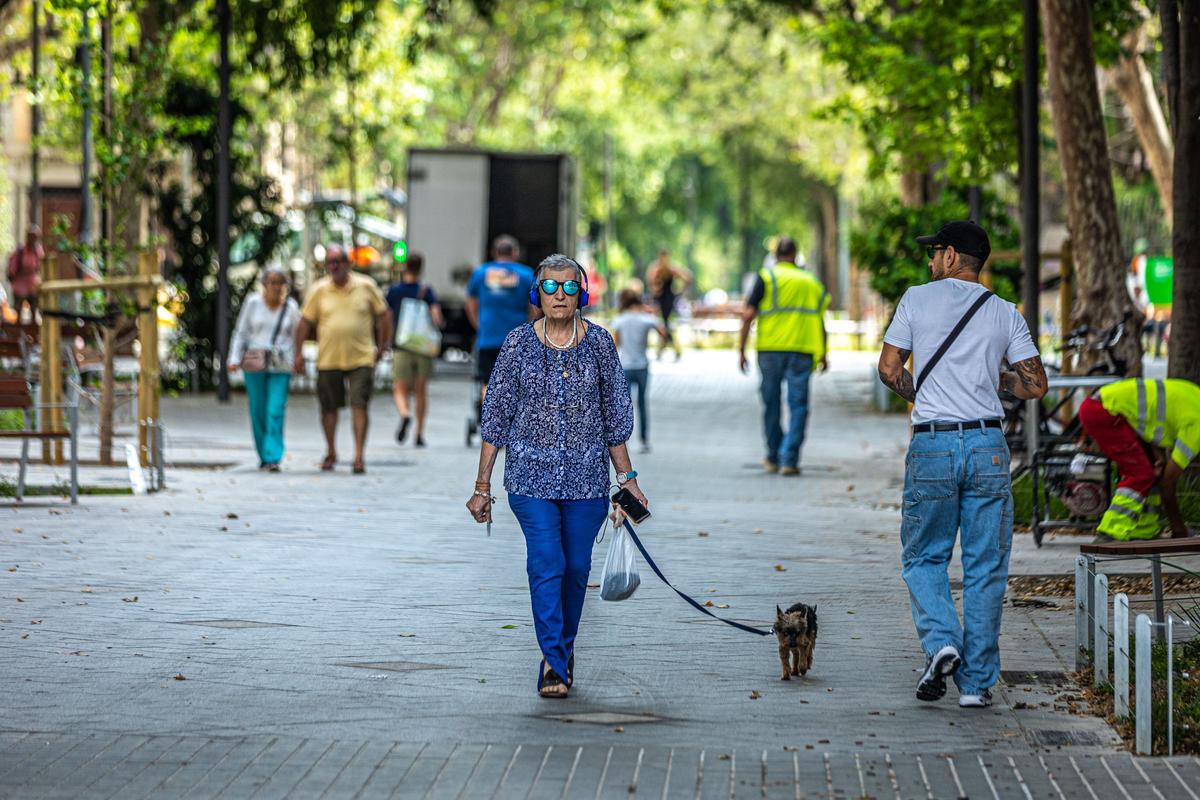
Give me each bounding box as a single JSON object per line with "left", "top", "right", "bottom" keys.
{"left": 619, "top": 520, "right": 773, "bottom": 637}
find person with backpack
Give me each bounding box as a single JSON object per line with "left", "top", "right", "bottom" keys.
{"left": 387, "top": 253, "right": 443, "bottom": 447}
{"left": 877, "top": 221, "right": 1047, "bottom": 709}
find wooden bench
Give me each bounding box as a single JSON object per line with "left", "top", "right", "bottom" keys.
{"left": 0, "top": 336, "right": 78, "bottom": 504}
{"left": 1079, "top": 537, "right": 1200, "bottom": 641}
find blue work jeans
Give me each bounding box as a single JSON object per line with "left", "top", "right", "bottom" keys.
{"left": 901, "top": 425, "right": 1013, "bottom": 695}
{"left": 758, "top": 351, "right": 813, "bottom": 468}
{"left": 243, "top": 371, "right": 291, "bottom": 465}
{"left": 508, "top": 494, "right": 610, "bottom": 681}
{"left": 624, "top": 367, "right": 649, "bottom": 444}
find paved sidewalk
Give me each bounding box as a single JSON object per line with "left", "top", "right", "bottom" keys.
{"left": 1, "top": 351, "right": 1189, "bottom": 797}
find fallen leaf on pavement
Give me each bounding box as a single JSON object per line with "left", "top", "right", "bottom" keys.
{"left": 15, "top": 598, "right": 22, "bottom": 602}
{"left": 21, "top": 633, "right": 29, "bottom": 639}
{"left": 716, "top": 603, "right": 730, "bottom": 609}
{"left": 847, "top": 610, "right": 855, "bottom": 615}
{"left": 718, "top": 754, "right": 731, "bottom": 761}
{"left": 398, "top": 633, "right": 416, "bottom": 638}
{"left": 847, "top": 485, "right": 855, "bottom": 492}
{"left": 783, "top": 745, "right": 799, "bottom": 752}
{"left": 173, "top": 674, "right": 186, "bottom": 681}
{"left": 704, "top": 600, "right": 714, "bottom": 607}
{"left": 774, "top": 565, "right": 786, "bottom": 572}
{"left": 122, "top": 596, "right": 138, "bottom": 603}
{"left": 226, "top": 513, "right": 238, "bottom": 519}
{"left": 613, "top": 727, "right": 624, "bottom": 733}
{"left": 80, "top": 586, "right": 93, "bottom": 593}
{"left": 753, "top": 528, "right": 763, "bottom": 534}
{"left": 30, "top": 620, "right": 41, "bottom": 625}
{"left": 6, "top": 566, "right": 16, "bottom": 572}
{"left": 500, "top": 624, "right": 517, "bottom": 629}
{"left": 698, "top": 531, "right": 709, "bottom": 537}
{"left": 750, "top": 690, "right": 761, "bottom": 699}
{"left": 586, "top": 583, "right": 599, "bottom": 589}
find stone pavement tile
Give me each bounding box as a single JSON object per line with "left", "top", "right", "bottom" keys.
{"left": 11, "top": 733, "right": 123, "bottom": 799}
{"left": 82, "top": 735, "right": 183, "bottom": 799}
{"left": 311, "top": 739, "right": 396, "bottom": 798}
{"left": 36, "top": 735, "right": 151, "bottom": 799}
{"left": 453, "top": 743, "right": 520, "bottom": 798}
{"left": 150, "top": 737, "right": 247, "bottom": 800}
{"left": 209, "top": 736, "right": 302, "bottom": 798}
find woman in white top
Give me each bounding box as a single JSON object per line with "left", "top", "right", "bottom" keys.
{"left": 228, "top": 268, "right": 301, "bottom": 471}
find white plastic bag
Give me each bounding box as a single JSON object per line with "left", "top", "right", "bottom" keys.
{"left": 600, "top": 524, "right": 641, "bottom": 601}
{"left": 394, "top": 295, "right": 442, "bottom": 357}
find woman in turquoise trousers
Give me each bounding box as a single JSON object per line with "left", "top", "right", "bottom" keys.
{"left": 228, "top": 268, "right": 301, "bottom": 471}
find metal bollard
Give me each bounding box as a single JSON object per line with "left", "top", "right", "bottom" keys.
{"left": 1167, "top": 615, "right": 1174, "bottom": 757}
{"left": 1075, "top": 555, "right": 1089, "bottom": 670}
{"left": 1094, "top": 574, "right": 1109, "bottom": 686}
{"left": 1135, "top": 614, "right": 1152, "bottom": 754}
{"left": 1113, "top": 593, "right": 1129, "bottom": 718}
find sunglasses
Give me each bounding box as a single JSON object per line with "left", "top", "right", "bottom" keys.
{"left": 925, "top": 245, "right": 947, "bottom": 259}
{"left": 539, "top": 279, "right": 582, "bottom": 296}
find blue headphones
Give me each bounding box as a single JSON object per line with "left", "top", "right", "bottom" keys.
{"left": 529, "top": 258, "right": 590, "bottom": 308}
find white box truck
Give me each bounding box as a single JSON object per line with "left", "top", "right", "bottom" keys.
{"left": 405, "top": 148, "right": 576, "bottom": 353}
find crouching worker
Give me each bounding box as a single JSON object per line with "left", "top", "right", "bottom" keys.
{"left": 1078, "top": 378, "right": 1200, "bottom": 540}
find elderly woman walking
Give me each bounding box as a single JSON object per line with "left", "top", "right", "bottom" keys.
{"left": 228, "top": 268, "right": 301, "bottom": 471}
{"left": 467, "top": 254, "right": 648, "bottom": 698}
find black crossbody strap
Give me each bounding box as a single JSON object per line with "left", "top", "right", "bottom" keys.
{"left": 267, "top": 299, "right": 288, "bottom": 348}
{"left": 914, "top": 290, "right": 994, "bottom": 395}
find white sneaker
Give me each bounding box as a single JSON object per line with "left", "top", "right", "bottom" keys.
{"left": 916, "top": 645, "right": 961, "bottom": 702}
{"left": 959, "top": 690, "right": 993, "bottom": 708}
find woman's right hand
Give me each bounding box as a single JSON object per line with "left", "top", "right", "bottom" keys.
{"left": 466, "top": 492, "right": 493, "bottom": 524}
{"left": 228, "top": 363, "right": 239, "bottom": 373}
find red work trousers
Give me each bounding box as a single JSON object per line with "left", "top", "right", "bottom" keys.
{"left": 1078, "top": 396, "right": 1156, "bottom": 497}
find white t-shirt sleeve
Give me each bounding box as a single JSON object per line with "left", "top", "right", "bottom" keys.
{"left": 882, "top": 291, "right": 913, "bottom": 350}
{"left": 1005, "top": 305, "right": 1040, "bottom": 363}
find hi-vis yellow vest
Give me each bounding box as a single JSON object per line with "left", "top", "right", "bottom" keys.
{"left": 755, "top": 262, "right": 830, "bottom": 359}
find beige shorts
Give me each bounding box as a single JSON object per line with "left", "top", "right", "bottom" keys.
{"left": 392, "top": 350, "right": 433, "bottom": 382}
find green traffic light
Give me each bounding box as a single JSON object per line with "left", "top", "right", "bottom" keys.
{"left": 393, "top": 240, "right": 408, "bottom": 263}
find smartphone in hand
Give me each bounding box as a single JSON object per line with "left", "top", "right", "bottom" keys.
{"left": 611, "top": 487, "right": 651, "bottom": 525}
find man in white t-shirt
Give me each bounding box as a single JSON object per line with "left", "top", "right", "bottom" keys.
{"left": 877, "top": 221, "right": 1047, "bottom": 709}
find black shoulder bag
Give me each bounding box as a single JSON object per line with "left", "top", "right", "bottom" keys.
{"left": 913, "top": 290, "right": 994, "bottom": 395}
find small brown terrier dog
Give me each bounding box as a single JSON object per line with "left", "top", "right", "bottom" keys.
{"left": 775, "top": 603, "right": 818, "bottom": 680}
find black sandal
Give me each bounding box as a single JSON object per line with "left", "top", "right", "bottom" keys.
{"left": 567, "top": 654, "right": 574, "bottom": 687}
{"left": 537, "top": 660, "right": 568, "bottom": 698}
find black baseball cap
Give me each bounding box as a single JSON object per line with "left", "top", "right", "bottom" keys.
{"left": 916, "top": 220, "right": 991, "bottom": 261}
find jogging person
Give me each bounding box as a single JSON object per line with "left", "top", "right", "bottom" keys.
{"left": 877, "top": 220, "right": 1047, "bottom": 708}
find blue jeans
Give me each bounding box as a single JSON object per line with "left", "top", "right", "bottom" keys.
{"left": 243, "top": 371, "right": 291, "bottom": 465}
{"left": 624, "top": 367, "right": 649, "bottom": 444}
{"left": 758, "top": 352, "right": 813, "bottom": 468}
{"left": 901, "top": 425, "right": 1013, "bottom": 694}
{"left": 508, "top": 494, "right": 609, "bottom": 681}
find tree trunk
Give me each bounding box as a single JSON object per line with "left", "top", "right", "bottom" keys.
{"left": 1168, "top": 3, "right": 1200, "bottom": 382}
{"left": 899, "top": 170, "right": 926, "bottom": 208}
{"left": 814, "top": 183, "right": 839, "bottom": 307}
{"left": 1041, "top": 0, "right": 1141, "bottom": 374}
{"left": 1108, "top": 30, "right": 1174, "bottom": 223}
{"left": 98, "top": 326, "right": 116, "bottom": 465}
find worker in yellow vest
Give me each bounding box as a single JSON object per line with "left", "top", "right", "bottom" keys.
{"left": 1078, "top": 378, "right": 1200, "bottom": 540}
{"left": 738, "top": 236, "right": 829, "bottom": 475}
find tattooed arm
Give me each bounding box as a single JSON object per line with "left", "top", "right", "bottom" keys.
{"left": 999, "top": 356, "right": 1049, "bottom": 400}
{"left": 878, "top": 343, "right": 916, "bottom": 403}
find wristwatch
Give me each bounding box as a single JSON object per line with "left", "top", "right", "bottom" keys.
{"left": 616, "top": 470, "right": 638, "bottom": 485}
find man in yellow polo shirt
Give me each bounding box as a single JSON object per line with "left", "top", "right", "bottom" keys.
{"left": 294, "top": 245, "right": 391, "bottom": 474}
{"left": 1078, "top": 378, "right": 1200, "bottom": 539}
{"left": 738, "top": 236, "right": 829, "bottom": 476}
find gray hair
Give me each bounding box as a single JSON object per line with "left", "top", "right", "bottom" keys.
{"left": 261, "top": 266, "right": 289, "bottom": 283}
{"left": 536, "top": 253, "right": 584, "bottom": 280}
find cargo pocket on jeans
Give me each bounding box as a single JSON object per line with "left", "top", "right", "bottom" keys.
{"left": 999, "top": 493, "right": 1014, "bottom": 553}
{"left": 901, "top": 502, "right": 922, "bottom": 562}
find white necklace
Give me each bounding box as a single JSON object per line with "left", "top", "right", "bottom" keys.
{"left": 543, "top": 315, "right": 577, "bottom": 351}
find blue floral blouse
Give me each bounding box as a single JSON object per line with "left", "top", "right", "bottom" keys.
{"left": 481, "top": 322, "right": 634, "bottom": 500}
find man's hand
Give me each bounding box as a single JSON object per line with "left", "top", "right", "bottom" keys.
{"left": 228, "top": 363, "right": 239, "bottom": 373}
{"left": 739, "top": 351, "right": 749, "bottom": 374}
{"left": 293, "top": 353, "right": 305, "bottom": 374}
{"left": 374, "top": 346, "right": 384, "bottom": 364}
{"left": 818, "top": 356, "right": 829, "bottom": 374}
